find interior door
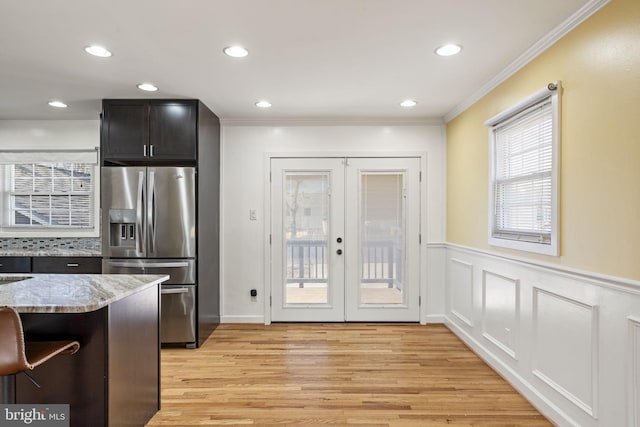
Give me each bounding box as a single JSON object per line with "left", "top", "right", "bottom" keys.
{"left": 270, "top": 157, "right": 420, "bottom": 322}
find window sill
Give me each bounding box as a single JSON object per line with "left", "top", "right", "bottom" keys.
{"left": 489, "top": 236, "right": 558, "bottom": 256}
{"left": 0, "top": 228, "right": 100, "bottom": 238}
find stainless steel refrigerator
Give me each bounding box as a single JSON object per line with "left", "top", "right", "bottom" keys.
{"left": 101, "top": 166, "right": 198, "bottom": 347}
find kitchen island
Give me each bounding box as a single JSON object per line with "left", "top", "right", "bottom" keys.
{"left": 0, "top": 273, "right": 168, "bottom": 427}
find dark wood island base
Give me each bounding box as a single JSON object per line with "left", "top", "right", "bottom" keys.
{"left": 0, "top": 274, "right": 165, "bottom": 427}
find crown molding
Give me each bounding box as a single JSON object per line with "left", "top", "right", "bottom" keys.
{"left": 443, "top": 0, "right": 611, "bottom": 123}
{"left": 220, "top": 117, "right": 443, "bottom": 127}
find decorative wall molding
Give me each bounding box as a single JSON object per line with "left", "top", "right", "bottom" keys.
{"left": 446, "top": 243, "right": 640, "bottom": 296}
{"left": 444, "top": 0, "right": 611, "bottom": 123}
{"left": 449, "top": 258, "right": 474, "bottom": 327}
{"left": 531, "top": 287, "right": 599, "bottom": 418}
{"left": 443, "top": 243, "right": 638, "bottom": 425}
{"left": 482, "top": 270, "right": 520, "bottom": 360}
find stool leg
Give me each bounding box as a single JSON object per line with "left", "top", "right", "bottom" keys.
{"left": 1, "top": 374, "right": 16, "bottom": 404}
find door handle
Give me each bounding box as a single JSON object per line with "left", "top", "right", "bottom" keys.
{"left": 108, "top": 261, "right": 190, "bottom": 268}
{"left": 161, "top": 287, "right": 190, "bottom": 295}
{"left": 136, "top": 171, "right": 145, "bottom": 255}
{"left": 336, "top": 249, "right": 343, "bottom": 255}
{"left": 148, "top": 170, "right": 156, "bottom": 255}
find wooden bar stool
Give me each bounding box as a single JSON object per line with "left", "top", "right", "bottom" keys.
{"left": 0, "top": 306, "right": 80, "bottom": 404}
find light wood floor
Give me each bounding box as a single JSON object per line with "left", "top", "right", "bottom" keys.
{"left": 146, "top": 323, "right": 552, "bottom": 426}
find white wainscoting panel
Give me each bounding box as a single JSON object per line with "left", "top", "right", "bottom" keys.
{"left": 630, "top": 317, "right": 640, "bottom": 427}
{"left": 444, "top": 244, "right": 640, "bottom": 427}
{"left": 449, "top": 258, "right": 474, "bottom": 327}
{"left": 532, "top": 288, "right": 599, "bottom": 418}
{"left": 482, "top": 270, "right": 519, "bottom": 359}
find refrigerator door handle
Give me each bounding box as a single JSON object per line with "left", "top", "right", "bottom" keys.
{"left": 136, "top": 170, "right": 145, "bottom": 255}
{"left": 161, "top": 287, "right": 190, "bottom": 295}
{"left": 148, "top": 170, "right": 156, "bottom": 255}
{"left": 106, "top": 261, "right": 191, "bottom": 268}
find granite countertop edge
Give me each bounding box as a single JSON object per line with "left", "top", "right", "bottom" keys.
{"left": 0, "top": 250, "right": 102, "bottom": 257}
{"left": 0, "top": 274, "right": 169, "bottom": 313}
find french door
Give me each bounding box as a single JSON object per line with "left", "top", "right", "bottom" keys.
{"left": 270, "top": 157, "right": 420, "bottom": 322}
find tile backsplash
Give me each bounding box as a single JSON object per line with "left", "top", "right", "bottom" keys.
{"left": 0, "top": 237, "right": 102, "bottom": 256}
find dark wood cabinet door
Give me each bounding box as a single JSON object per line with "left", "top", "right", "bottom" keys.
{"left": 102, "top": 100, "right": 149, "bottom": 161}
{"left": 32, "top": 257, "right": 102, "bottom": 274}
{"left": 149, "top": 101, "right": 197, "bottom": 161}
{"left": 0, "top": 256, "right": 31, "bottom": 273}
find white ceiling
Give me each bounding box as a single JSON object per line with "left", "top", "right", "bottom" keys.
{"left": 0, "top": 0, "right": 594, "bottom": 122}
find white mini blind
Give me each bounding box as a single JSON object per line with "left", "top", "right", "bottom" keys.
{"left": 492, "top": 99, "right": 553, "bottom": 243}
{"left": 8, "top": 163, "right": 95, "bottom": 228}
{"left": 0, "top": 149, "right": 99, "bottom": 234}
{"left": 0, "top": 148, "right": 99, "bottom": 165}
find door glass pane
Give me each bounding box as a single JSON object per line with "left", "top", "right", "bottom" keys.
{"left": 360, "top": 173, "right": 404, "bottom": 305}
{"left": 284, "top": 173, "right": 329, "bottom": 304}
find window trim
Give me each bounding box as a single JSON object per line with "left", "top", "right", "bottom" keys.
{"left": 0, "top": 148, "right": 100, "bottom": 238}
{"left": 486, "top": 83, "right": 561, "bottom": 256}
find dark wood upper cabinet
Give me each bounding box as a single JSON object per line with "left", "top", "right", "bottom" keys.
{"left": 101, "top": 99, "right": 197, "bottom": 164}
{"left": 148, "top": 101, "right": 197, "bottom": 161}
{"left": 101, "top": 100, "right": 150, "bottom": 161}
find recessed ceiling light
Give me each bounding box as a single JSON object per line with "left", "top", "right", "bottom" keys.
{"left": 137, "top": 83, "right": 158, "bottom": 92}
{"left": 255, "top": 100, "right": 272, "bottom": 108}
{"left": 400, "top": 100, "right": 417, "bottom": 108}
{"left": 84, "top": 45, "right": 112, "bottom": 58}
{"left": 48, "top": 100, "right": 68, "bottom": 108}
{"left": 435, "top": 44, "right": 462, "bottom": 57}
{"left": 223, "top": 46, "right": 249, "bottom": 58}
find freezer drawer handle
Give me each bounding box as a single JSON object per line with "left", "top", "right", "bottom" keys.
{"left": 108, "top": 261, "right": 190, "bottom": 268}
{"left": 66, "top": 263, "right": 80, "bottom": 267}
{"left": 161, "top": 288, "right": 190, "bottom": 295}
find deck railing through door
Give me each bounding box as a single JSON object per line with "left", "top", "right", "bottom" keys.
{"left": 286, "top": 239, "right": 402, "bottom": 289}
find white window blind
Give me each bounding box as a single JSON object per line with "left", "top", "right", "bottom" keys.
{"left": 493, "top": 100, "right": 552, "bottom": 242}
{"left": 486, "top": 83, "right": 560, "bottom": 256}
{"left": 0, "top": 149, "right": 99, "bottom": 236}
{"left": 9, "top": 163, "right": 94, "bottom": 228}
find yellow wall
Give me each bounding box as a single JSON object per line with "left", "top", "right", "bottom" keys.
{"left": 446, "top": 0, "right": 640, "bottom": 280}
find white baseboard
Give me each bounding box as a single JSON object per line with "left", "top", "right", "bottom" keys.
{"left": 424, "top": 314, "right": 446, "bottom": 324}
{"left": 221, "top": 315, "right": 265, "bottom": 324}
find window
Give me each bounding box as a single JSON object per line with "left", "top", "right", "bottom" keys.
{"left": 486, "top": 83, "right": 560, "bottom": 256}
{"left": 0, "top": 149, "right": 99, "bottom": 237}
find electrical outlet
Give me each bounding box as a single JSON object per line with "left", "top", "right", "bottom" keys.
{"left": 249, "top": 209, "right": 258, "bottom": 221}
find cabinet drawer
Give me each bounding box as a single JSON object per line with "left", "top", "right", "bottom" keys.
{"left": 32, "top": 257, "right": 102, "bottom": 274}
{"left": 0, "top": 257, "right": 31, "bottom": 273}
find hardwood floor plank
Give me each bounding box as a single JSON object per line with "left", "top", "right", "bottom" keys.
{"left": 146, "top": 324, "right": 552, "bottom": 426}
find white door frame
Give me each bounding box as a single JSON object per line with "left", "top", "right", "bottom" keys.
{"left": 263, "top": 151, "right": 429, "bottom": 325}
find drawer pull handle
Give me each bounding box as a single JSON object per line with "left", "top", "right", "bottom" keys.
{"left": 66, "top": 263, "right": 80, "bottom": 267}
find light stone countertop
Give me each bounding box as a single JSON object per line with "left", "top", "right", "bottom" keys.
{"left": 0, "top": 249, "right": 102, "bottom": 257}
{"left": 0, "top": 274, "right": 169, "bottom": 313}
